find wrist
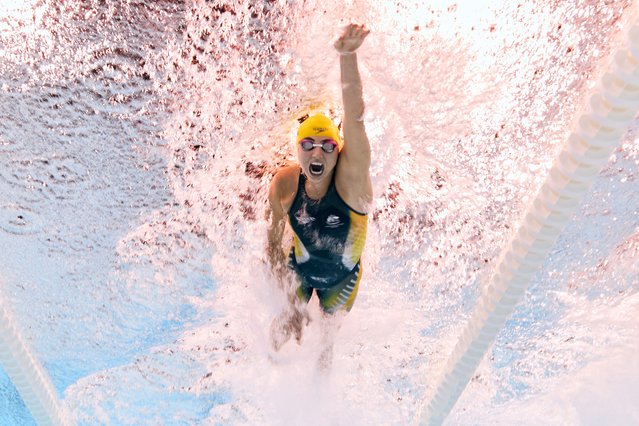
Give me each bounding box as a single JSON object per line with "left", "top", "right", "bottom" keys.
{"left": 339, "top": 51, "right": 356, "bottom": 56}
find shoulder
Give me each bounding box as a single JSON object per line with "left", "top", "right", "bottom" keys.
{"left": 271, "top": 164, "right": 300, "bottom": 191}
{"left": 269, "top": 164, "right": 300, "bottom": 212}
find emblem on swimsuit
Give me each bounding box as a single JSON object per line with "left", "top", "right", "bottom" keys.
{"left": 295, "top": 203, "right": 315, "bottom": 226}
{"left": 325, "top": 214, "right": 342, "bottom": 228}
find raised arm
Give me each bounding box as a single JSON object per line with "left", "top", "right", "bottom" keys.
{"left": 334, "top": 24, "right": 373, "bottom": 213}
{"left": 334, "top": 24, "right": 370, "bottom": 129}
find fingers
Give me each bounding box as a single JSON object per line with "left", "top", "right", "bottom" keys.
{"left": 347, "top": 23, "right": 369, "bottom": 39}
{"left": 334, "top": 23, "right": 369, "bottom": 53}
{"left": 341, "top": 23, "right": 369, "bottom": 40}
{"left": 346, "top": 24, "right": 357, "bottom": 38}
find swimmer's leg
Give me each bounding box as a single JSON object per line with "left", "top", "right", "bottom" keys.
{"left": 315, "top": 310, "right": 346, "bottom": 372}
{"left": 313, "top": 264, "right": 363, "bottom": 370}
{"left": 295, "top": 282, "right": 313, "bottom": 305}
{"left": 270, "top": 282, "right": 313, "bottom": 351}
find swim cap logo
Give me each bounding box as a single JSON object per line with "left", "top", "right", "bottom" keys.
{"left": 313, "top": 126, "right": 328, "bottom": 134}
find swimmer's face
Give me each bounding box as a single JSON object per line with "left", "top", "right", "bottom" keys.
{"left": 297, "top": 137, "right": 339, "bottom": 182}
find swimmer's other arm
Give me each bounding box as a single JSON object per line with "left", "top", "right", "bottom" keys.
{"left": 266, "top": 171, "right": 288, "bottom": 284}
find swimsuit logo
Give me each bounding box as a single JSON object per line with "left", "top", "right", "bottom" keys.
{"left": 325, "top": 214, "right": 342, "bottom": 228}
{"left": 296, "top": 204, "right": 315, "bottom": 225}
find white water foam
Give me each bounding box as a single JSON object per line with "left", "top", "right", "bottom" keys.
{"left": 1, "top": 0, "right": 637, "bottom": 424}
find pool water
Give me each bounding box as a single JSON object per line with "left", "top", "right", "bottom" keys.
{"left": 1, "top": 1, "right": 637, "bottom": 424}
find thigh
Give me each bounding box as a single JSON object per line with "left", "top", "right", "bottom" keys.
{"left": 296, "top": 282, "right": 313, "bottom": 303}
{"left": 316, "top": 263, "right": 362, "bottom": 314}
{"left": 289, "top": 248, "right": 314, "bottom": 303}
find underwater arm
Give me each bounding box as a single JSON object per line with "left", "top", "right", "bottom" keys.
{"left": 266, "top": 176, "right": 288, "bottom": 282}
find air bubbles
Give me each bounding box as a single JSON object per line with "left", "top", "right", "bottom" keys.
{"left": 0, "top": 155, "right": 90, "bottom": 201}
{"left": 0, "top": 204, "right": 42, "bottom": 235}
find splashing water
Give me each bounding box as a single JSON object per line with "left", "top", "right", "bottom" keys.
{"left": 1, "top": 0, "right": 638, "bottom": 424}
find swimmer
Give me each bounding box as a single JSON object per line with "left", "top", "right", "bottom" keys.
{"left": 266, "top": 24, "right": 372, "bottom": 369}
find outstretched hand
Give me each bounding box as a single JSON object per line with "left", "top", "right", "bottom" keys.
{"left": 334, "top": 23, "right": 370, "bottom": 54}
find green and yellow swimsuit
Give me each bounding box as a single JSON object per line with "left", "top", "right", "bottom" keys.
{"left": 288, "top": 171, "right": 368, "bottom": 313}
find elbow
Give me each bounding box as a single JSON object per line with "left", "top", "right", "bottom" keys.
{"left": 344, "top": 106, "right": 366, "bottom": 127}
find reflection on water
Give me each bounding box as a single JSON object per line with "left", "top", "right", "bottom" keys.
{"left": 1, "top": 0, "right": 637, "bottom": 424}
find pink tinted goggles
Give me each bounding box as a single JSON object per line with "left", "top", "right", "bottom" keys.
{"left": 299, "top": 138, "right": 338, "bottom": 153}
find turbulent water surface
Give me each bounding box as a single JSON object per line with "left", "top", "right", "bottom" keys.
{"left": 1, "top": 0, "right": 638, "bottom": 424}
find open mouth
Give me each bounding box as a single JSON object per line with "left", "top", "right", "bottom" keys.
{"left": 309, "top": 162, "right": 324, "bottom": 176}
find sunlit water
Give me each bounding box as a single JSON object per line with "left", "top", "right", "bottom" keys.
{"left": 1, "top": 0, "right": 638, "bottom": 424}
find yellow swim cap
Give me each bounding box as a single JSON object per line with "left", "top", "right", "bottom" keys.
{"left": 296, "top": 114, "right": 343, "bottom": 151}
